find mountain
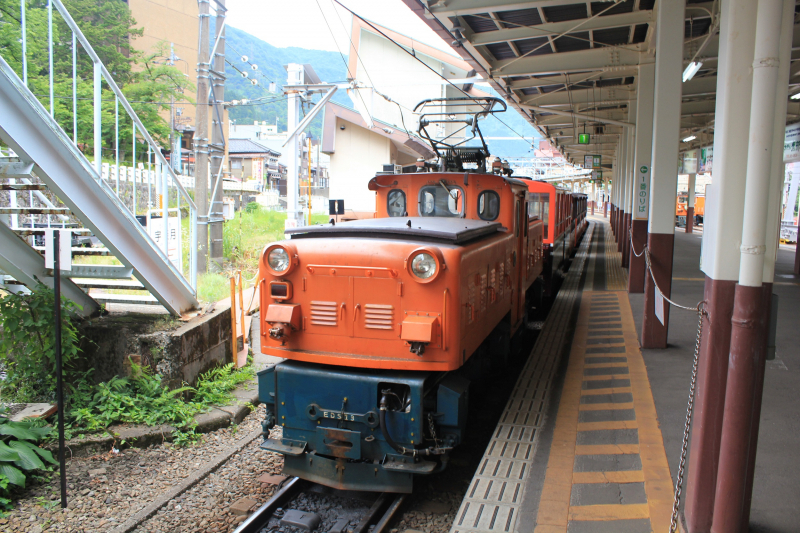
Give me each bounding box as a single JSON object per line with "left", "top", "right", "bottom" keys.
{"left": 221, "top": 25, "right": 539, "bottom": 158}
{"left": 221, "top": 24, "right": 350, "bottom": 139}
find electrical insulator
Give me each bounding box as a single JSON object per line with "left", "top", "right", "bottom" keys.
{"left": 241, "top": 71, "right": 249, "bottom": 78}
{"left": 269, "top": 82, "right": 276, "bottom": 93}
{"left": 251, "top": 64, "right": 258, "bottom": 71}
{"left": 251, "top": 79, "right": 258, "bottom": 86}
{"left": 241, "top": 55, "right": 248, "bottom": 62}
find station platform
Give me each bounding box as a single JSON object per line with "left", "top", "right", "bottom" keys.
{"left": 452, "top": 216, "right": 800, "bottom": 533}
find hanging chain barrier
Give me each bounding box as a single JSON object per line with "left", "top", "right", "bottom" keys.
{"left": 628, "top": 226, "right": 707, "bottom": 533}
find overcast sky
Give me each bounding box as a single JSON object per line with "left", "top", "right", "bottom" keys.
{"left": 224, "top": 0, "right": 453, "bottom": 55}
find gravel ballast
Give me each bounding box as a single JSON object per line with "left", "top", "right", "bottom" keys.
{"left": 0, "top": 405, "right": 282, "bottom": 533}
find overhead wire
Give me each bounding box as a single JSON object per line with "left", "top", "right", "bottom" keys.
{"left": 314, "top": 0, "right": 374, "bottom": 124}
{"left": 332, "top": 0, "right": 531, "bottom": 146}
{"left": 326, "top": 0, "right": 414, "bottom": 139}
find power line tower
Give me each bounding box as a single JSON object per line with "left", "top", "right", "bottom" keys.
{"left": 209, "top": 0, "right": 226, "bottom": 261}
{"left": 194, "top": 0, "right": 210, "bottom": 274}
{"left": 194, "top": 0, "right": 227, "bottom": 273}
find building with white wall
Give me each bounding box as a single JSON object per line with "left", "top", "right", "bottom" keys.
{"left": 321, "top": 18, "right": 486, "bottom": 215}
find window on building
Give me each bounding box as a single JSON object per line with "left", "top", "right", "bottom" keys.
{"left": 231, "top": 159, "right": 243, "bottom": 170}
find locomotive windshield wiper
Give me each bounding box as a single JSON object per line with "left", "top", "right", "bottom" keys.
{"left": 439, "top": 179, "right": 458, "bottom": 199}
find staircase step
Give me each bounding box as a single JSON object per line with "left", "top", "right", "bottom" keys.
{"left": 0, "top": 184, "right": 47, "bottom": 191}
{"left": 67, "top": 264, "right": 134, "bottom": 279}
{"left": 0, "top": 161, "right": 34, "bottom": 179}
{"left": 0, "top": 207, "right": 70, "bottom": 215}
{"left": 33, "top": 246, "right": 112, "bottom": 256}
{"left": 91, "top": 293, "right": 161, "bottom": 305}
{"left": 14, "top": 228, "right": 92, "bottom": 236}
{"left": 75, "top": 279, "right": 145, "bottom": 290}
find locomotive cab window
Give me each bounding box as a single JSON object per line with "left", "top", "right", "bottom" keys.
{"left": 477, "top": 190, "right": 500, "bottom": 220}
{"left": 387, "top": 189, "right": 406, "bottom": 217}
{"left": 419, "top": 184, "right": 464, "bottom": 217}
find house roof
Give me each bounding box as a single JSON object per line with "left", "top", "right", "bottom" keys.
{"left": 228, "top": 138, "right": 281, "bottom": 157}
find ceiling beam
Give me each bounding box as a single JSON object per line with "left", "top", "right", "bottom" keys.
{"left": 521, "top": 86, "right": 635, "bottom": 106}
{"left": 489, "top": 45, "right": 645, "bottom": 76}
{"left": 505, "top": 69, "right": 639, "bottom": 89}
{"left": 525, "top": 105, "right": 633, "bottom": 127}
{"left": 427, "top": 0, "right": 609, "bottom": 17}
{"left": 467, "top": 10, "right": 654, "bottom": 46}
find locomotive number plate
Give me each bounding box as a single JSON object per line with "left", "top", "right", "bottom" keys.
{"left": 306, "top": 403, "right": 380, "bottom": 428}
{"left": 320, "top": 409, "right": 356, "bottom": 421}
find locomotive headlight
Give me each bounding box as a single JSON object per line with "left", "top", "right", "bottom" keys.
{"left": 406, "top": 247, "right": 445, "bottom": 283}
{"left": 263, "top": 244, "right": 297, "bottom": 276}
{"left": 268, "top": 248, "right": 290, "bottom": 272}
{"left": 411, "top": 253, "right": 436, "bottom": 279}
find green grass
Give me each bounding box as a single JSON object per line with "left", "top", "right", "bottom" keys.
{"left": 76, "top": 204, "right": 329, "bottom": 305}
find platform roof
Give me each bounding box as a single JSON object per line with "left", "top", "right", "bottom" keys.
{"left": 404, "top": 0, "right": 800, "bottom": 166}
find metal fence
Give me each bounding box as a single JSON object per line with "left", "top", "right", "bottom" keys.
{"left": 12, "top": 0, "right": 198, "bottom": 290}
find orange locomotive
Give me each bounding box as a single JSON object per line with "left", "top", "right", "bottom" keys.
{"left": 256, "top": 98, "right": 585, "bottom": 493}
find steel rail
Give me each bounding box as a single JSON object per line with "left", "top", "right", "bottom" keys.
{"left": 231, "top": 477, "right": 406, "bottom": 533}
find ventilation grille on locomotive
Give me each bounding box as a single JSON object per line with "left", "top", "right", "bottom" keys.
{"left": 310, "top": 301, "right": 338, "bottom": 326}
{"left": 364, "top": 304, "right": 394, "bottom": 330}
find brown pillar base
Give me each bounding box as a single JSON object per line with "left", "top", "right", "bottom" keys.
{"left": 622, "top": 213, "right": 632, "bottom": 268}
{"left": 794, "top": 242, "right": 800, "bottom": 275}
{"left": 611, "top": 205, "right": 617, "bottom": 236}
{"left": 617, "top": 211, "right": 625, "bottom": 252}
{"left": 684, "top": 277, "right": 736, "bottom": 533}
{"left": 641, "top": 232, "right": 674, "bottom": 349}
{"left": 687, "top": 206, "right": 695, "bottom": 234}
{"left": 712, "top": 284, "right": 768, "bottom": 533}
{"left": 627, "top": 219, "right": 648, "bottom": 293}
{"left": 741, "top": 284, "right": 772, "bottom": 530}
{"left": 604, "top": 202, "right": 608, "bottom": 218}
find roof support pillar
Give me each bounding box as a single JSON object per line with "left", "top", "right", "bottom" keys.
{"left": 628, "top": 61, "right": 655, "bottom": 293}
{"left": 622, "top": 101, "right": 636, "bottom": 268}
{"left": 641, "top": 0, "right": 685, "bottom": 349}
{"left": 713, "top": 1, "right": 793, "bottom": 532}
{"left": 685, "top": 0, "right": 757, "bottom": 528}
{"left": 616, "top": 130, "right": 628, "bottom": 249}
{"left": 686, "top": 173, "right": 697, "bottom": 234}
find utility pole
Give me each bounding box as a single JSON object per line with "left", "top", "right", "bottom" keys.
{"left": 209, "top": 0, "right": 226, "bottom": 261}
{"left": 194, "top": 0, "right": 211, "bottom": 274}
{"left": 285, "top": 63, "right": 304, "bottom": 229}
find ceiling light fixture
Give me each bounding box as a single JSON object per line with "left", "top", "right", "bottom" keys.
{"left": 791, "top": 93, "right": 800, "bottom": 100}
{"left": 682, "top": 135, "right": 697, "bottom": 143}
{"left": 682, "top": 61, "right": 703, "bottom": 82}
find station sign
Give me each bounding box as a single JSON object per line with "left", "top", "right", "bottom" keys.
{"left": 784, "top": 123, "right": 800, "bottom": 162}
{"left": 584, "top": 155, "right": 593, "bottom": 169}
{"left": 634, "top": 163, "right": 650, "bottom": 220}
{"left": 578, "top": 133, "right": 590, "bottom": 144}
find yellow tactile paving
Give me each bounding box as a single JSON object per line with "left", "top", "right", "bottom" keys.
{"left": 605, "top": 227, "right": 628, "bottom": 290}
{"left": 578, "top": 402, "right": 635, "bottom": 411}
{"left": 581, "top": 386, "right": 633, "bottom": 396}
{"left": 574, "top": 444, "right": 640, "bottom": 455}
{"left": 569, "top": 503, "right": 651, "bottom": 520}
{"left": 534, "top": 290, "right": 673, "bottom": 532}
{"left": 583, "top": 362, "right": 629, "bottom": 369}
{"left": 576, "top": 420, "right": 639, "bottom": 431}
{"left": 572, "top": 470, "right": 647, "bottom": 484}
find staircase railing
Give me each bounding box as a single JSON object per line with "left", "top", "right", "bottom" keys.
{"left": 10, "top": 0, "right": 198, "bottom": 292}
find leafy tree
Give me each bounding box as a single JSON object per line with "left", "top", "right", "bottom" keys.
{"left": 0, "top": 0, "right": 193, "bottom": 163}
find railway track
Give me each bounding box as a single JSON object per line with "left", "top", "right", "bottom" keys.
{"left": 233, "top": 477, "right": 406, "bottom": 533}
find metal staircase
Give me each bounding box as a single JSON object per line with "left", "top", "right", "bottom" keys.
{"left": 0, "top": 0, "right": 198, "bottom": 316}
